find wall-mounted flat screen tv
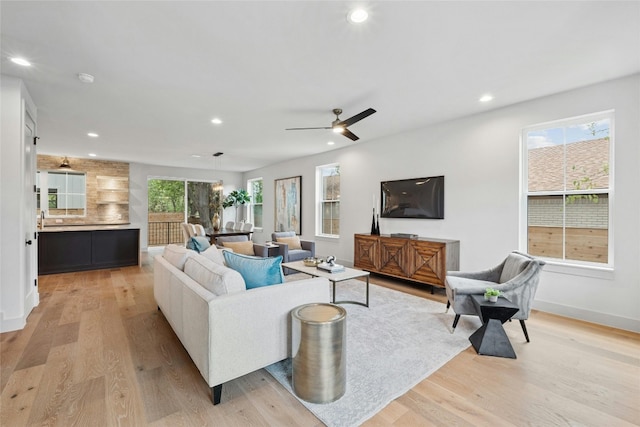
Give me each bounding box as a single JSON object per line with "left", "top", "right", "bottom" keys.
{"left": 381, "top": 176, "right": 444, "bottom": 219}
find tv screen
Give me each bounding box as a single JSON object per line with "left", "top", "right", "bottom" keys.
{"left": 381, "top": 176, "right": 444, "bottom": 219}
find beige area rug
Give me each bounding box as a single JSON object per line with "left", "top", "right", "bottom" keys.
{"left": 265, "top": 277, "right": 479, "bottom": 427}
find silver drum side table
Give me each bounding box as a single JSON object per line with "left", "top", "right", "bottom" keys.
{"left": 291, "top": 303, "right": 347, "bottom": 403}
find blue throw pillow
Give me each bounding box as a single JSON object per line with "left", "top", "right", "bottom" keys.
{"left": 222, "top": 251, "right": 284, "bottom": 289}
{"left": 187, "top": 236, "right": 211, "bottom": 253}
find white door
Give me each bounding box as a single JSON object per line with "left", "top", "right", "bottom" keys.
{"left": 24, "top": 112, "right": 38, "bottom": 303}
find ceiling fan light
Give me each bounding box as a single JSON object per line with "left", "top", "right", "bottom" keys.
{"left": 332, "top": 126, "right": 345, "bottom": 134}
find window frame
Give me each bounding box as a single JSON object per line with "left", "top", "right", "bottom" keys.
{"left": 247, "top": 177, "right": 263, "bottom": 230}
{"left": 519, "top": 110, "right": 614, "bottom": 271}
{"left": 37, "top": 170, "right": 87, "bottom": 218}
{"left": 315, "top": 163, "right": 340, "bottom": 238}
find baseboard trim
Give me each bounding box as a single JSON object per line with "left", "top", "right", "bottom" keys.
{"left": 0, "top": 312, "right": 27, "bottom": 333}
{"left": 533, "top": 300, "right": 640, "bottom": 333}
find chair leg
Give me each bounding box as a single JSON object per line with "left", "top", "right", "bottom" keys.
{"left": 211, "top": 384, "right": 222, "bottom": 405}
{"left": 519, "top": 319, "right": 530, "bottom": 342}
{"left": 445, "top": 300, "right": 450, "bottom": 313}
{"left": 451, "top": 314, "right": 460, "bottom": 334}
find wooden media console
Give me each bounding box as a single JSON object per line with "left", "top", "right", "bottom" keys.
{"left": 354, "top": 234, "right": 460, "bottom": 288}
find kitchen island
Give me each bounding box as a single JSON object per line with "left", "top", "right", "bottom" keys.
{"left": 38, "top": 225, "right": 140, "bottom": 275}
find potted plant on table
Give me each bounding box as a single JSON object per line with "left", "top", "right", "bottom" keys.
{"left": 223, "top": 189, "right": 251, "bottom": 225}
{"left": 484, "top": 288, "right": 501, "bottom": 303}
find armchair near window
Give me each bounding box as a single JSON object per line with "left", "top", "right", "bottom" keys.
{"left": 271, "top": 231, "right": 315, "bottom": 273}
{"left": 215, "top": 235, "right": 271, "bottom": 258}
{"left": 445, "top": 251, "right": 545, "bottom": 342}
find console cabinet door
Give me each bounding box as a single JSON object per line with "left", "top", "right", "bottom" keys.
{"left": 404, "top": 240, "right": 447, "bottom": 287}
{"left": 378, "top": 237, "right": 410, "bottom": 278}
{"left": 92, "top": 229, "right": 139, "bottom": 269}
{"left": 38, "top": 231, "right": 92, "bottom": 274}
{"left": 354, "top": 234, "right": 380, "bottom": 271}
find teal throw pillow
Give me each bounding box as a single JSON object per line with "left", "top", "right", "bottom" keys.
{"left": 222, "top": 251, "right": 284, "bottom": 289}
{"left": 187, "top": 236, "right": 211, "bottom": 253}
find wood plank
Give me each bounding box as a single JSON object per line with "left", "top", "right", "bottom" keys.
{"left": 72, "top": 309, "right": 104, "bottom": 383}
{"left": 26, "top": 342, "right": 77, "bottom": 425}
{"left": 0, "top": 365, "right": 46, "bottom": 427}
{"left": 14, "top": 302, "right": 65, "bottom": 370}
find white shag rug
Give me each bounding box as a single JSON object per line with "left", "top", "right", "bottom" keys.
{"left": 265, "top": 278, "right": 479, "bottom": 427}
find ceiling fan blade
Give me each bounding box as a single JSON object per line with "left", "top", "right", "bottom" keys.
{"left": 342, "top": 129, "right": 359, "bottom": 141}
{"left": 285, "top": 126, "right": 332, "bottom": 130}
{"left": 338, "top": 108, "right": 376, "bottom": 127}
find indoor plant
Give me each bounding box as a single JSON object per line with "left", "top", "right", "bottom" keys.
{"left": 223, "top": 189, "right": 251, "bottom": 225}
{"left": 484, "top": 288, "right": 501, "bottom": 303}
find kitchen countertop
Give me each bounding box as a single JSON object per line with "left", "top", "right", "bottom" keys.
{"left": 38, "top": 224, "right": 139, "bottom": 232}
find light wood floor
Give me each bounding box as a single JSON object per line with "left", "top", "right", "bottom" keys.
{"left": 1, "top": 252, "right": 638, "bottom": 426}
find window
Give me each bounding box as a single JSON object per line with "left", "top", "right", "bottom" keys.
{"left": 316, "top": 164, "right": 340, "bottom": 237}
{"left": 147, "top": 178, "right": 222, "bottom": 246}
{"left": 247, "top": 178, "right": 263, "bottom": 228}
{"left": 37, "top": 170, "right": 86, "bottom": 217}
{"left": 522, "top": 111, "right": 613, "bottom": 266}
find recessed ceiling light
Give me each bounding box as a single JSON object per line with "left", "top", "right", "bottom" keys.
{"left": 348, "top": 8, "right": 368, "bottom": 24}
{"left": 327, "top": 141, "right": 335, "bottom": 145}
{"left": 191, "top": 154, "right": 202, "bottom": 158}
{"left": 87, "top": 132, "right": 99, "bottom": 138}
{"left": 9, "top": 57, "right": 31, "bottom": 66}
{"left": 211, "top": 118, "right": 223, "bottom": 125}
{"left": 78, "top": 73, "right": 94, "bottom": 83}
{"left": 88, "top": 153, "right": 97, "bottom": 157}
{"left": 479, "top": 94, "right": 494, "bottom": 103}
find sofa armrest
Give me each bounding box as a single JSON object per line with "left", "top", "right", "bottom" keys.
{"left": 207, "top": 277, "right": 330, "bottom": 387}
{"left": 300, "top": 239, "right": 315, "bottom": 254}
{"left": 276, "top": 242, "right": 289, "bottom": 260}
{"left": 252, "top": 243, "right": 269, "bottom": 257}
{"left": 447, "top": 263, "right": 503, "bottom": 283}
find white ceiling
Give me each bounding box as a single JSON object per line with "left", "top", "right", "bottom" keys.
{"left": 2, "top": 1, "right": 639, "bottom": 172}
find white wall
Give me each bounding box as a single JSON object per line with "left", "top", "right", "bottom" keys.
{"left": 129, "top": 162, "right": 244, "bottom": 250}
{"left": 1, "top": 76, "right": 38, "bottom": 332}
{"left": 245, "top": 74, "right": 640, "bottom": 332}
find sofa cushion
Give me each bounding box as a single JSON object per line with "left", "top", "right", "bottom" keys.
{"left": 222, "top": 240, "right": 255, "bottom": 256}
{"left": 187, "top": 236, "right": 211, "bottom": 253}
{"left": 276, "top": 235, "right": 302, "bottom": 250}
{"left": 162, "top": 244, "right": 192, "bottom": 270}
{"left": 499, "top": 252, "right": 530, "bottom": 283}
{"left": 200, "top": 246, "right": 227, "bottom": 266}
{"left": 223, "top": 251, "right": 285, "bottom": 289}
{"left": 183, "top": 255, "right": 246, "bottom": 296}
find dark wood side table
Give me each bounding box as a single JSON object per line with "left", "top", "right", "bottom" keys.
{"left": 469, "top": 294, "right": 520, "bottom": 359}
{"left": 264, "top": 243, "right": 280, "bottom": 257}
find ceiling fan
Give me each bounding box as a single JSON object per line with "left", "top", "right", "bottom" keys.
{"left": 286, "top": 108, "right": 376, "bottom": 141}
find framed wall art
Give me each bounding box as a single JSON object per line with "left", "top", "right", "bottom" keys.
{"left": 274, "top": 175, "right": 301, "bottom": 234}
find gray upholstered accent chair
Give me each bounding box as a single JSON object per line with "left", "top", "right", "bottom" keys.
{"left": 445, "top": 251, "right": 545, "bottom": 342}
{"left": 214, "top": 235, "right": 270, "bottom": 257}
{"left": 271, "top": 231, "right": 315, "bottom": 274}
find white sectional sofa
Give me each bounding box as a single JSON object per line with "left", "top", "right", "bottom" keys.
{"left": 154, "top": 244, "right": 330, "bottom": 404}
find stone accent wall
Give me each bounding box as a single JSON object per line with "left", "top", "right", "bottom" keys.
{"left": 37, "top": 155, "right": 129, "bottom": 225}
